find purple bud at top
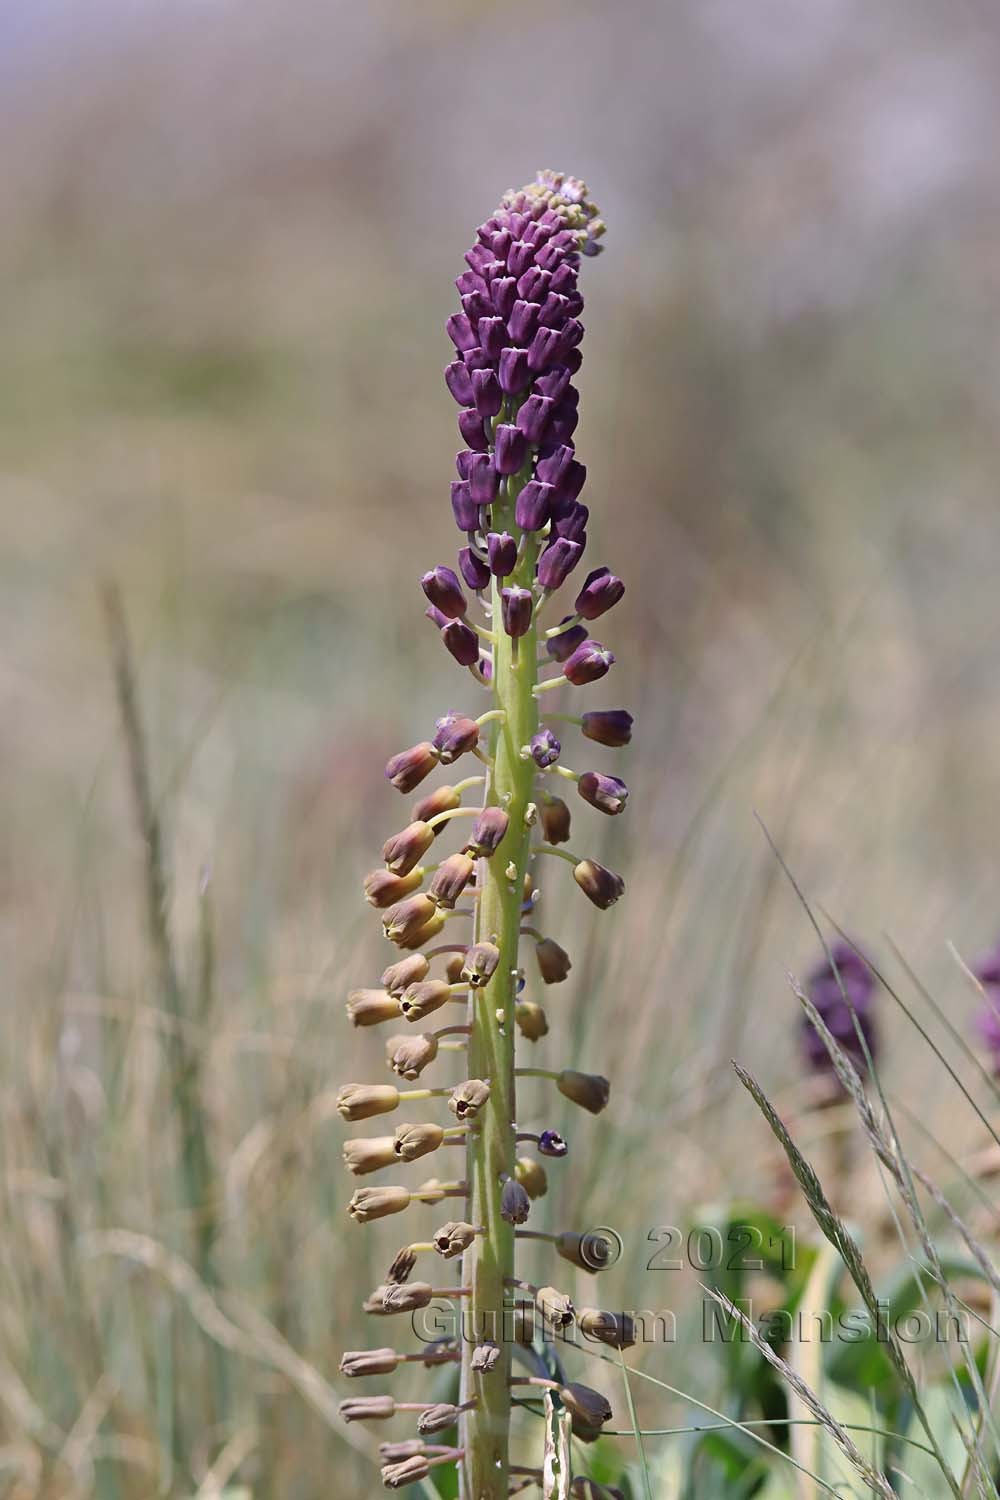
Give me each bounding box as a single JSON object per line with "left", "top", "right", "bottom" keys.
{"left": 467, "top": 453, "right": 498, "bottom": 506}
{"left": 563, "top": 639, "right": 614, "bottom": 686}
{"left": 446, "top": 312, "right": 477, "bottom": 352}
{"left": 527, "top": 326, "right": 564, "bottom": 372}
{"left": 515, "top": 394, "right": 554, "bottom": 444}
{"left": 552, "top": 502, "right": 588, "bottom": 543}
{"left": 507, "top": 241, "right": 534, "bottom": 278}
{"left": 494, "top": 424, "right": 528, "bottom": 476}
{"left": 530, "top": 728, "right": 561, "bottom": 767}
{"left": 487, "top": 531, "right": 518, "bottom": 578}
{"left": 450, "top": 481, "right": 478, "bottom": 531}
{"left": 478, "top": 317, "right": 505, "bottom": 360}
{"left": 498, "top": 347, "right": 531, "bottom": 394}
{"left": 508, "top": 300, "right": 539, "bottom": 345}
{"left": 458, "top": 545, "right": 491, "bottom": 592}
{"left": 515, "top": 480, "right": 553, "bottom": 532}
{"left": 546, "top": 618, "right": 589, "bottom": 662}
{"left": 580, "top": 709, "right": 633, "bottom": 746}
{"left": 501, "top": 586, "right": 533, "bottom": 638}
{"left": 578, "top": 770, "right": 629, "bottom": 816}
{"left": 444, "top": 361, "right": 474, "bottom": 407}
{"left": 536, "top": 445, "right": 574, "bottom": 487}
{"left": 471, "top": 368, "right": 502, "bottom": 418}
{"left": 535, "top": 241, "right": 565, "bottom": 272}
{"left": 441, "top": 619, "right": 480, "bottom": 667}
{"left": 537, "top": 538, "right": 583, "bottom": 591}
{"left": 492, "top": 277, "right": 517, "bottom": 319}
{"left": 490, "top": 227, "right": 512, "bottom": 260}
{"left": 575, "top": 567, "right": 625, "bottom": 620}
{"left": 421, "top": 566, "right": 466, "bottom": 619}
{"left": 516, "top": 266, "right": 551, "bottom": 302}
{"left": 458, "top": 409, "right": 488, "bottom": 451}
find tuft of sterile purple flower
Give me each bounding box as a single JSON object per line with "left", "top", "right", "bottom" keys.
{"left": 800, "top": 940, "right": 878, "bottom": 1074}
{"left": 972, "top": 938, "right": 1000, "bottom": 1073}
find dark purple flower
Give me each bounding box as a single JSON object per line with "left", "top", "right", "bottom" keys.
{"left": 385, "top": 743, "right": 439, "bottom": 794}
{"left": 458, "top": 410, "right": 488, "bottom": 451}
{"left": 498, "top": 347, "right": 531, "bottom": 394}
{"left": 508, "top": 300, "right": 539, "bottom": 345}
{"left": 494, "top": 424, "right": 527, "bottom": 475}
{"left": 514, "top": 480, "right": 553, "bottom": 532}
{"left": 578, "top": 771, "right": 628, "bottom": 816}
{"left": 444, "top": 361, "right": 474, "bottom": 406}
{"left": 468, "top": 454, "right": 498, "bottom": 506}
{"left": 450, "top": 481, "right": 478, "bottom": 531}
{"left": 501, "top": 587, "right": 533, "bottom": 638}
{"left": 492, "top": 277, "right": 517, "bottom": 319}
{"left": 575, "top": 567, "right": 625, "bottom": 621}
{"left": 516, "top": 394, "right": 554, "bottom": 444}
{"left": 441, "top": 620, "right": 480, "bottom": 667}
{"left": 421, "top": 566, "right": 466, "bottom": 620}
{"left": 801, "top": 941, "right": 878, "bottom": 1074}
{"left": 527, "top": 326, "right": 564, "bottom": 372}
{"left": 458, "top": 546, "right": 491, "bottom": 592}
{"left": 487, "top": 532, "right": 517, "bottom": 578}
{"left": 446, "top": 312, "right": 477, "bottom": 352}
{"left": 478, "top": 317, "right": 506, "bottom": 360}
{"left": 546, "top": 618, "right": 589, "bottom": 662}
{"left": 471, "top": 368, "right": 502, "bottom": 418}
{"left": 530, "top": 729, "right": 561, "bottom": 767}
{"left": 537, "top": 1129, "right": 568, "bottom": 1158}
{"left": 552, "top": 458, "right": 586, "bottom": 507}
{"left": 536, "top": 367, "right": 572, "bottom": 402}
{"left": 552, "top": 502, "right": 589, "bottom": 544}
{"left": 971, "top": 940, "right": 1000, "bottom": 1073}
{"left": 537, "top": 539, "right": 583, "bottom": 591}
{"left": 563, "top": 640, "right": 614, "bottom": 685}
{"left": 581, "top": 709, "right": 633, "bottom": 746}
{"left": 433, "top": 713, "right": 480, "bottom": 764}
{"left": 536, "top": 444, "right": 574, "bottom": 487}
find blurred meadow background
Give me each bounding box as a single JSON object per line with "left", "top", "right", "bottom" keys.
{"left": 4, "top": 1, "right": 1000, "bottom": 1495}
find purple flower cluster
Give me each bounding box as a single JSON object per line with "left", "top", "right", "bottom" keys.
{"left": 427, "top": 172, "right": 612, "bottom": 663}
{"left": 801, "top": 940, "right": 878, "bottom": 1074}
{"left": 972, "top": 939, "right": 1000, "bottom": 1073}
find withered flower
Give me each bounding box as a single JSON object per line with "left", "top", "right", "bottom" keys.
{"left": 393, "top": 1123, "right": 445, "bottom": 1162}
{"left": 557, "top": 1069, "right": 610, "bottom": 1114}
{"left": 577, "top": 1308, "right": 635, "bottom": 1349}
{"left": 339, "top": 1347, "right": 399, "bottom": 1377}
{"left": 343, "top": 1136, "right": 397, "bottom": 1176}
{"left": 461, "top": 941, "right": 501, "bottom": 987}
{"left": 347, "top": 1186, "right": 411, "bottom": 1224}
{"left": 399, "top": 980, "right": 452, "bottom": 1022}
{"left": 500, "top": 1177, "right": 532, "bottom": 1225}
{"left": 515, "top": 1157, "right": 548, "bottom": 1199}
{"left": 516, "top": 1001, "right": 549, "bottom": 1041}
{"left": 535, "top": 936, "right": 572, "bottom": 983}
{"left": 338, "top": 1395, "right": 396, "bottom": 1423}
{"left": 346, "top": 990, "right": 401, "bottom": 1028}
{"left": 448, "top": 1077, "right": 491, "bottom": 1120}
{"left": 432, "top": 1220, "right": 477, "bottom": 1257}
{"left": 385, "top": 1031, "right": 438, "bottom": 1080}
{"left": 336, "top": 1084, "right": 400, "bottom": 1122}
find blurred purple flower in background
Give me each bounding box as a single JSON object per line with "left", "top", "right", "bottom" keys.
{"left": 801, "top": 939, "right": 878, "bottom": 1074}
{"left": 972, "top": 939, "right": 1000, "bottom": 1074}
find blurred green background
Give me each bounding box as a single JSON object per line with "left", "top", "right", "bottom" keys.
{"left": 3, "top": 1, "right": 1000, "bottom": 1495}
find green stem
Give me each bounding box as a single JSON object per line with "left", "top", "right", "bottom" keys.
{"left": 458, "top": 494, "right": 539, "bottom": 1500}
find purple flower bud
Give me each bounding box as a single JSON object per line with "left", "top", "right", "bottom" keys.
{"left": 572, "top": 860, "right": 624, "bottom": 910}
{"left": 508, "top": 300, "right": 539, "bottom": 345}
{"left": 581, "top": 709, "right": 633, "bottom": 747}
{"left": 563, "top": 640, "right": 614, "bottom": 685}
{"left": 553, "top": 458, "right": 586, "bottom": 506}
{"left": 425, "top": 604, "right": 448, "bottom": 629}
{"left": 421, "top": 566, "right": 467, "bottom": 620}
{"left": 458, "top": 409, "right": 488, "bottom": 451}
{"left": 461, "top": 289, "right": 492, "bottom": 323}
{"left": 546, "top": 617, "right": 589, "bottom": 662}
{"left": 490, "top": 226, "right": 512, "bottom": 259}
{"left": 550, "top": 262, "right": 576, "bottom": 294}
{"left": 578, "top": 771, "right": 629, "bottom": 816}
{"left": 492, "top": 277, "right": 517, "bottom": 319}
{"left": 455, "top": 450, "right": 475, "bottom": 478}
{"left": 467, "top": 453, "right": 498, "bottom": 506}
{"left": 446, "top": 312, "right": 477, "bottom": 352}
{"left": 433, "top": 713, "right": 480, "bottom": 763}
{"left": 385, "top": 745, "right": 439, "bottom": 794}
{"left": 538, "top": 292, "right": 571, "bottom": 328}
{"left": 538, "top": 1129, "right": 568, "bottom": 1158}
{"left": 465, "top": 806, "right": 509, "bottom": 857}
{"left": 515, "top": 394, "right": 554, "bottom": 444}
{"left": 515, "top": 480, "right": 553, "bottom": 532}
{"left": 450, "top": 481, "right": 478, "bottom": 531}
{"left": 549, "top": 406, "right": 579, "bottom": 444}
{"left": 462, "top": 345, "right": 490, "bottom": 372}
{"left": 565, "top": 346, "right": 583, "bottom": 374}
{"left": 487, "top": 531, "right": 517, "bottom": 578}
{"left": 471, "top": 368, "right": 502, "bottom": 418}
{"left": 516, "top": 266, "right": 551, "bottom": 301}
{"left": 494, "top": 424, "right": 527, "bottom": 475}
{"left": 530, "top": 729, "right": 561, "bottom": 767}
{"left": 536, "top": 444, "right": 574, "bottom": 486}
{"left": 507, "top": 241, "right": 534, "bottom": 279}
{"left": 458, "top": 545, "right": 491, "bottom": 592}
{"left": 552, "top": 502, "right": 589, "bottom": 543}
{"left": 562, "top": 316, "right": 584, "bottom": 347}
{"left": 444, "top": 361, "right": 474, "bottom": 406}
{"left": 536, "top": 367, "right": 572, "bottom": 402}
{"left": 440, "top": 620, "right": 480, "bottom": 667}
{"left": 498, "top": 347, "right": 531, "bottom": 394}
{"left": 537, "top": 538, "right": 583, "bottom": 591}
{"left": 801, "top": 940, "right": 878, "bottom": 1075}
{"left": 501, "top": 586, "right": 533, "bottom": 638}
{"left": 575, "top": 567, "right": 625, "bottom": 620}
{"left": 527, "top": 326, "right": 564, "bottom": 372}
{"left": 465, "top": 244, "right": 493, "bottom": 274}
{"left": 478, "top": 316, "right": 505, "bottom": 360}
{"left": 456, "top": 269, "right": 487, "bottom": 296}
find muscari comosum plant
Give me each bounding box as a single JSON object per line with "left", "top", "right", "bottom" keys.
{"left": 336, "top": 171, "right": 633, "bottom": 1498}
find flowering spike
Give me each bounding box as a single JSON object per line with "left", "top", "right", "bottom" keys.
{"left": 339, "top": 173, "right": 629, "bottom": 1500}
